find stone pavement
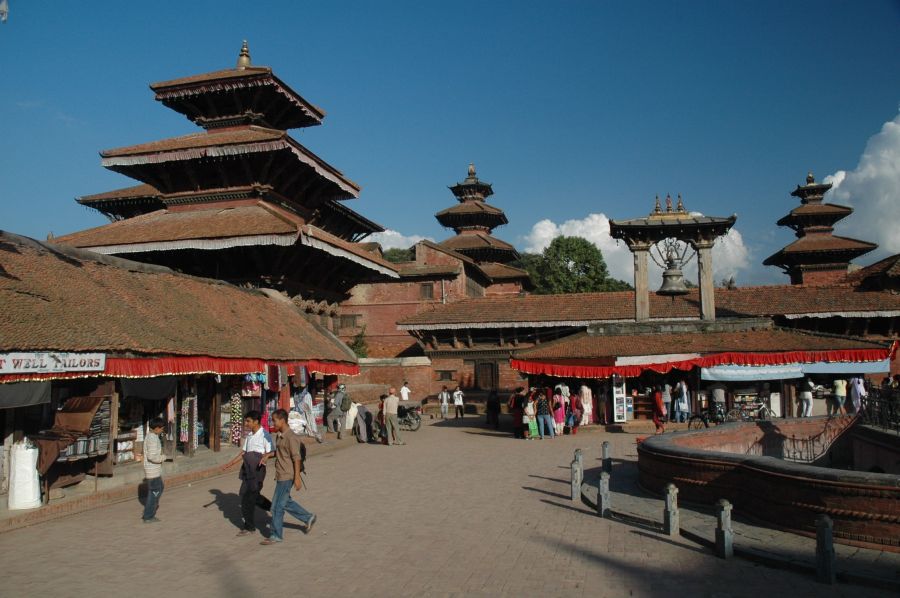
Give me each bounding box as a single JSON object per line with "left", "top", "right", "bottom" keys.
{"left": 0, "top": 416, "right": 892, "bottom": 598}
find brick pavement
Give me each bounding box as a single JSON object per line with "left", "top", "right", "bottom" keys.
{"left": 0, "top": 416, "right": 890, "bottom": 598}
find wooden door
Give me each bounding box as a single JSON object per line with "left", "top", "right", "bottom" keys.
{"left": 476, "top": 362, "right": 497, "bottom": 390}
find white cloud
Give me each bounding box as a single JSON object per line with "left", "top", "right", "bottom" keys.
{"left": 825, "top": 111, "right": 900, "bottom": 257}
{"left": 521, "top": 213, "right": 750, "bottom": 286}
{"left": 368, "top": 229, "right": 432, "bottom": 250}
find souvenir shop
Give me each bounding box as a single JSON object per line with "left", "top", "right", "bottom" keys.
{"left": 1, "top": 359, "right": 348, "bottom": 507}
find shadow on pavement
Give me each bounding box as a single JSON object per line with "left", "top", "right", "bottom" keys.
{"left": 527, "top": 474, "right": 568, "bottom": 485}
{"left": 522, "top": 486, "right": 570, "bottom": 500}
{"left": 203, "top": 489, "right": 244, "bottom": 528}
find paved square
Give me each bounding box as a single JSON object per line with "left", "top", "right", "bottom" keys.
{"left": 0, "top": 417, "right": 886, "bottom": 597}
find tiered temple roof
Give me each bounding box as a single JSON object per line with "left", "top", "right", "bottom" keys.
{"left": 436, "top": 164, "right": 521, "bottom": 265}
{"left": 764, "top": 172, "right": 876, "bottom": 285}
{"left": 60, "top": 42, "right": 396, "bottom": 301}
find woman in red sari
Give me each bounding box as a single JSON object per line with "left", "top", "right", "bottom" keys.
{"left": 652, "top": 385, "right": 666, "bottom": 435}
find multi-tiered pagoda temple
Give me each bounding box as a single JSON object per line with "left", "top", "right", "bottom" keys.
{"left": 435, "top": 164, "right": 530, "bottom": 286}
{"left": 764, "top": 172, "right": 876, "bottom": 285}
{"left": 58, "top": 42, "right": 397, "bottom": 311}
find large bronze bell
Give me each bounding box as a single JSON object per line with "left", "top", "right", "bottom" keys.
{"left": 658, "top": 262, "right": 690, "bottom": 296}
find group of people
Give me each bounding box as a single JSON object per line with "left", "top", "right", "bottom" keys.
{"left": 435, "top": 384, "right": 465, "bottom": 419}
{"left": 143, "top": 408, "right": 316, "bottom": 546}
{"left": 507, "top": 384, "right": 588, "bottom": 440}
{"left": 650, "top": 381, "right": 690, "bottom": 434}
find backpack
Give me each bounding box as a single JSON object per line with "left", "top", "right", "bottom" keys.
{"left": 340, "top": 391, "right": 352, "bottom": 412}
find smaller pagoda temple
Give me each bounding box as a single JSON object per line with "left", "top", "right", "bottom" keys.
{"left": 764, "top": 172, "right": 876, "bottom": 285}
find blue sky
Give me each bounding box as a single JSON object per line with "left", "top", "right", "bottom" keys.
{"left": 2, "top": 1, "right": 899, "bottom": 284}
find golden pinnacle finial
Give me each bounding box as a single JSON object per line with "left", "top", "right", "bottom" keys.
{"left": 676, "top": 193, "right": 685, "bottom": 212}
{"left": 665, "top": 193, "right": 673, "bottom": 213}
{"left": 468, "top": 163, "right": 476, "bottom": 177}
{"left": 236, "top": 40, "right": 251, "bottom": 70}
{"left": 653, "top": 195, "right": 661, "bottom": 214}
{"left": 806, "top": 171, "right": 815, "bottom": 185}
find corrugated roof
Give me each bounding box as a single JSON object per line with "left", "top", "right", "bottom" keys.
{"left": 0, "top": 231, "right": 356, "bottom": 363}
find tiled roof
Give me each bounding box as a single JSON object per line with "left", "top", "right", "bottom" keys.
{"left": 514, "top": 328, "right": 889, "bottom": 360}
{"left": 398, "top": 285, "right": 900, "bottom": 328}
{"left": 478, "top": 262, "right": 530, "bottom": 281}
{"left": 354, "top": 242, "right": 383, "bottom": 254}
{"left": 435, "top": 202, "right": 506, "bottom": 217}
{"left": 78, "top": 184, "right": 160, "bottom": 204}
{"left": 396, "top": 263, "right": 461, "bottom": 278}
{"left": 786, "top": 203, "right": 852, "bottom": 217}
{"left": 844, "top": 254, "right": 900, "bottom": 285}
{"left": 441, "top": 232, "right": 517, "bottom": 252}
{"left": 777, "top": 234, "right": 877, "bottom": 254}
{"left": 0, "top": 231, "right": 356, "bottom": 363}
{"left": 150, "top": 66, "right": 275, "bottom": 88}
{"left": 55, "top": 203, "right": 300, "bottom": 248}
{"left": 100, "top": 126, "right": 285, "bottom": 157}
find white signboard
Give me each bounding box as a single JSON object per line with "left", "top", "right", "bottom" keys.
{"left": 0, "top": 352, "right": 106, "bottom": 375}
{"left": 612, "top": 377, "right": 628, "bottom": 423}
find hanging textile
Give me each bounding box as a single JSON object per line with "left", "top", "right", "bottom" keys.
{"left": 180, "top": 398, "right": 190, "bottom": 442}
{"left": 230, "top": 393, "right": 243, "bottom": 446}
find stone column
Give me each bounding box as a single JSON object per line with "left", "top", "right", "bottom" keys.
{"left": 633, "top": 244, "right": 650, "bottom": 321}
{"left": 601, "top": 441, "right": 612, "bottom": 474}
{"left": 715, "top": 499, "right": 734, "bottom": 558}
{"left": 596, "top": 472, "right": 611, "bottom": 518}
{"left": 695, "top": 240, "right": 715, "bottom": 321}
{"left": 663, "top": 483, "right": 680, "bottom": 537}
{"left": 816, "top": 514, "right": 836, "bottom": 584}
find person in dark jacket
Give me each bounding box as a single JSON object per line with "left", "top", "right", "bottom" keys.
{"left": 223, "top": 410, "right": 274, "bottom": 536}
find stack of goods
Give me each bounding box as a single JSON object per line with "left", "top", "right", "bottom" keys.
{"left": 57, "top": 399, "right": 111, "bottom": 461}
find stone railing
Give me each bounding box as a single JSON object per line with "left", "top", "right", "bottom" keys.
{"left": 637, "top": 418, "right": 900, "bottom": 552}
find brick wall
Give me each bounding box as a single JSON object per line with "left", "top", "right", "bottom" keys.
{"left": 337, "top": 357, "right": 434, "bottom": 403}
{"left": 797, "top": 267, "right": 850, "bottom": 286}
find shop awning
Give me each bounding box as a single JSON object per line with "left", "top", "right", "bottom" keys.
{"left": 0, "top": 356, "right": 359, "bottom": 384}
{"left": 801, "top": 359, "right": 891, "bottom": 375}
{"left": 510, "top": 329, "right": 897, "bottom": 380}
{"left": 701, "top": 364, "right": 804, "bottom": 381}
{"left": 0, "top": 381, "right": 51, "bottom": 409}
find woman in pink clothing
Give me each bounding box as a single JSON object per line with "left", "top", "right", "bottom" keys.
{"left": 552, "top": 386, "right": 567, "bottom": 435}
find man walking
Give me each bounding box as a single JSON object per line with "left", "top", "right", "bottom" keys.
{"left": 261, "top": 409, "right": 316, "bottom": 545}
{"left": 142, "top": 417, "right": 166, "bottom": 523}
{"left": 437, "top": 385, "right": 450, "bottom": 419}
{"left": 384, "top": 388, "right": 403, "bottom": 445}
{"left": 400, "top": 381, "right": 412, "bottom": 402}
{"left": 223, "top": 410, "right": 273, "bottom": 536}
{"left": 326, "top": 384, "right": 349, "bottom": 439}
{"left": 453, "top": 385, "right": 465, "bottom": 419}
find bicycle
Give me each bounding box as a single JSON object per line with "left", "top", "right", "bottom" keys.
{"left": 725, "top": 400, "right": 772, "bottom": 422}
{"left": 687, "top": 402, "right": 728, "bottom": 430}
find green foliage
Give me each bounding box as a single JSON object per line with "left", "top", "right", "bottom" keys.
{"left": 382, "top": 247, "right": 414, "bottom": 263}
{"left": 348, "top": 325, "right": 368, "bottom": 358}
{"left": 526, "top": 236, "right": 632, "bottom": 294}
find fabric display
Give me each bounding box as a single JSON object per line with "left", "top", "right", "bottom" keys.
{"left": 57, "top": 399, "right": 111, "bottom": 461}
{"left": 179, "top": 395, "right": 199, "bottom": 449}
{"left": 267, "top": 365, "right": 280, "bottom": 392}
{"left": 230, "top": 393, "right": 243, "bottom": 446}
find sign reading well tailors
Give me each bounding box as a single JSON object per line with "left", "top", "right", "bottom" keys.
{"left": 0, "top": 352, "right": 106, "bottom": 374}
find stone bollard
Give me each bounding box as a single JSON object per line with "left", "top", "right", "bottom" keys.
{"left": 663, "top": 483, "right": 680, "bottom": 537}
{"left": 574, "top": 449, "right": 584, "bottom": 485}
{"left": 596, "top": 472, "right": 611, "bottom": 518}
{"left": 570, "top": 460, "right": 580, "bottom": 502}
{"left": 601, "top": 441, "right": 612, "bottom": 474}
{"left": 715, "top": 499, "right": 734, "bottom": 558}
{"left": 815, "top": 514, "right": 836, "bottom": 584}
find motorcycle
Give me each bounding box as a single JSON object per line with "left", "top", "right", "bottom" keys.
{"left": 371, "top": 403, "right": 422, "bottom": 439}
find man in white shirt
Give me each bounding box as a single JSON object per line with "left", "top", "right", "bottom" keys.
{"left": 224, "top": 410, "right": 274, "bottom": 536}
{"left": 142, "top": 418, "right": 166, "bottom": 523}
{"left": 437, "top": 385, "right": 450, "bottom": 419}
{"left": 400, "top": 382, "right": 411, "bottom": 401}
{"left": 453, "top": 386, "right": 465, "bottom": 419}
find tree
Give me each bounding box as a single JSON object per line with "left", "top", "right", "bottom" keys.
{"left": 348, "top": 326, "right": 368, "bottom": 358}
{"left": 531, "top": 236, "right": 631, "bottom": 294}
{"left": 382, "top": 247, "right": 414, "bottom": 263}
{"left": 511, "top": 252, "right": 542, "bottom": 286}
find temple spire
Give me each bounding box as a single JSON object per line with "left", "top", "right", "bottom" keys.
{"left": 236, "top": 40, "right": 252, "bottom": 70}
{"left": 468, "top": 163, "right": 476, "bottom": 177}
